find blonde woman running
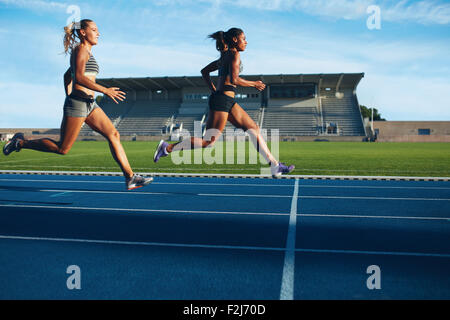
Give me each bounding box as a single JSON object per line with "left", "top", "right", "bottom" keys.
{"left": 3, "top": 19, "right": 152, "bottom": 190}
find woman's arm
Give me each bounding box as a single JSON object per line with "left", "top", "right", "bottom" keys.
{"left": 201, "top": 60, "right": 219, "bottom": 93}
{"left": 230, "top": 52, "right": 265, "bottom": 91}
{"left": 74, "top": 47, "right": 126, "bottom": 104}
{"left": 63, "top": 67, "right": 72, "bottom": 96}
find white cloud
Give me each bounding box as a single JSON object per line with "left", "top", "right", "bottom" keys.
{"left": 220, "top": 0, "right": 450, "bottom": 25}
{"left": 383, "top": 0, "right": 450, "bottom": 25}
{"left": 0, "top": 0, "right": 67, "bottom": 11}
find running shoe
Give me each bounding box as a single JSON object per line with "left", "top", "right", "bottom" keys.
{"left": 3, "top": 132, "right": 25, "bottom": 156}
{"left": 271, "top": 162, "right": 295, "bottom": 178}
{"left": 153, "top": 139, "right": 169, "bottom": 163}
{"left": 126, "top": 174, "right": 153, "bottom": 190}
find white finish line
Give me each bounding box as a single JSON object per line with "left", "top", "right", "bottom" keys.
{"left": 280, "top": 179, "right": 299, "bottom": 300}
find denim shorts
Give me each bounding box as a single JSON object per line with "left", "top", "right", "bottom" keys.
{"left": 63, "top": 94, "right": 99, "bottom": 117}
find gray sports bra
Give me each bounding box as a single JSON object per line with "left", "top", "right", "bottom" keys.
{"left": 70, "top": 49, "right": 99, "bottom": 81}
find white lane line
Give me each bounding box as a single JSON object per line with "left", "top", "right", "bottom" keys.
{"left": 301, "top": 196, "right": 450, "bottom": 201}
{"left": 1, "top": 234, "right": 447, "bottom": 258}
{"left": 0, "top": 203, "right": 448, "bottom": 222}
{"left": 299, "top": 185, "right": 450, "bottom": 190}
{"left": 1, "top": 186, "right": 449, "bottom": 201}
{"left": 0, "top": 188, "right": 292, "bottom": 198}
{"left": 2, "top": 178, "right": 450, "bottom": 190}
{"left": 199, "top": 193, "right": 291, "bottom": 198}
{"left": 0, "top": 235, "right": 284, "bottom": 252}
{"left": 280, "top": 179, "right": 299, "bottom": 301}
{"left": 299, "top": 213, "right": 450, "bottom": 221}
{"left": 294, "top": 248, "right": 450, "bottom": 258}
{"left": 2, "top": 170, "right": 449, "bottom": 181}
{"left": 0, "top": 178, "right": 293, "bottom": 187}
{"left": 0, "top": 204, "right": 288, "bottom": 216}
{"left": 0, "top": 178, "right": 123, "bottom": 184}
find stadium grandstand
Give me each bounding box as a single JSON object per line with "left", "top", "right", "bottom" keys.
{"left": 80, "top": 73, "right": 367, "bottom": 141}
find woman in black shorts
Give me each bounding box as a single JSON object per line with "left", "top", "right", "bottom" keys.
{"left": 3, "top": 19, "right": 152, "bottom": 190}
{"left": 154, "top": 28, "right": 294, "bottom": 177}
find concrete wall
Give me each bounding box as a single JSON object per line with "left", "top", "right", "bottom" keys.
{"left": 373, "top": 121, "right": 450, "bottom": 142}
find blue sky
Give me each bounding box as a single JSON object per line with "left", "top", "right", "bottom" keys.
{"left": 0, "top": 0, "right": 449, "bottom": 128}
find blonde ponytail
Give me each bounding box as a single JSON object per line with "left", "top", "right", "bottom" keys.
{"left": 63, "top": 19, "right": 93, "bottom": 54}
{"left": 63, "top": 22, "right": 77, "bottom": 54}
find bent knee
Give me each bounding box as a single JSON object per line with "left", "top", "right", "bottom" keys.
{"left": 246, "top": 125, "right": 260, "bottom": 135}
{"left": 106, "top": 130, "right": 120, "bottom": 141}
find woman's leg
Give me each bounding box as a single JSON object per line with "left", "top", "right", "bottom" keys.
{"left": 20, "top": 115, "right": 86, "bottom": 155}
{"left": 227, "top": 103, "right": 278, "bottom": 166}
{"left": 84, "top": 107, "right": 133, "bottom": 179}
{"left": 167, "top": 110, "right": 229, "bottom": 152}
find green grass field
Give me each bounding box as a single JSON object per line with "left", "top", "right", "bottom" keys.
{"left": 1, "top": 141, "right": 449, "bottom": 177}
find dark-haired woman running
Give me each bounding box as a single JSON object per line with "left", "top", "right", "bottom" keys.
{"left": 3, "top": 19, "right": 152, "bottom": 189}
{"left": 153, "top": 28, "right": 294, "bottom": 177}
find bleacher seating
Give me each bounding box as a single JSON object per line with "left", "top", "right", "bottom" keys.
{"left": 77, "top": 87, "right": 365, "bottom": 138}
{"left": 174, "top": 102, "right": 208, "bottom": 134}
{"left": 261, "top": 98, "right": 319, "bottom": 136}
{"left": 116, "top": 100, "right": 179, "bottom": 136}
{"left": 320, "top": 89, "right": 365, "bottom": 136}
{"left": 222, "top": 102, "right": 262, "bottom": 134}
{"left": 78, "top": 98, "right": 133, "bottom": 136}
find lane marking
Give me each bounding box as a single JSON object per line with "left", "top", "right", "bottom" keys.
{"left": 295, "top": 248, "right": 450, "bottom": 258}
{"left": 1, "top": 170, "right": 449, "bottom": 181}
{"left": 0, "top": 234, "right": 448, "bottom": 258}
{"left": 300, "top": 196, "right": 450, "bottom": 201}
{"left": 0, "top": 235, "right": 283, "bottom": 252}
{"left": 0, "top": 204, "right": 448, "bottom": 221}
{"left": 0, "top": 178, "right": 294, "bottom": 187}
{"left": 1, "top": 178, "right": 450, "bottom": 191}
{"left": 299, "top": 213, "right": 450, "bottom": 221}
{"left": 3, "top": 187, "right": 447, "bottom": 201}
{"left": 280, "top": 179, "right": 299, "bottom": 300}
{"left": 49, "top": 192, "right": 72, "bottom": 198}
{"left": 199, "top": 193, "right": 291, "bottom": 198}
{"left": 0, "top": 204, "right": 288, "bottom": 216}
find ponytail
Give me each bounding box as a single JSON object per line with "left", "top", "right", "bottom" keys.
{"left": 62, "top": 19, "right": 94, "bottom": 55}
{"left": 208, "top": 31, "right": 227, "bottom": 52}
{"left": 208, "top": 28, "right": 244, "bottom": 52}
{"left": 63, "top": 22, "right": 77, "bottom": 54}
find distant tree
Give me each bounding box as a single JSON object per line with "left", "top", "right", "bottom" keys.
{"left": 360, "top": 105, "right": 386, "bottom": 121}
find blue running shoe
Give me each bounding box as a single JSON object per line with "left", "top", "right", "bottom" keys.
{"left": 3, "top": 132, "right": 24, "bottom": 156}
{"left": 153, "top": 140, "right": 169, "bottom": 163}
{"left": 271, "top": 162, "right": 295, "bottom": 178}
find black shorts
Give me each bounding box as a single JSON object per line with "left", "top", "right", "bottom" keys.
{"left": 208, "top": 92, "right": 236, "bottom": 113}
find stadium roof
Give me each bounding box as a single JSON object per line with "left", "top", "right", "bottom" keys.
{"left": 97, "top": 73, "right": 364, "bottom": 92}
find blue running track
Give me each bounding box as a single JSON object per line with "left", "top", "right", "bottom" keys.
{"left": 0, "top": 173, "right": 449, "bottom": 300}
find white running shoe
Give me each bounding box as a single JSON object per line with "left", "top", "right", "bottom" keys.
{"left": 126, "top": 174, "right": 153, "bottom": 190}
{"left": 3, "top": 133, "right": 24, "bottom": 156}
